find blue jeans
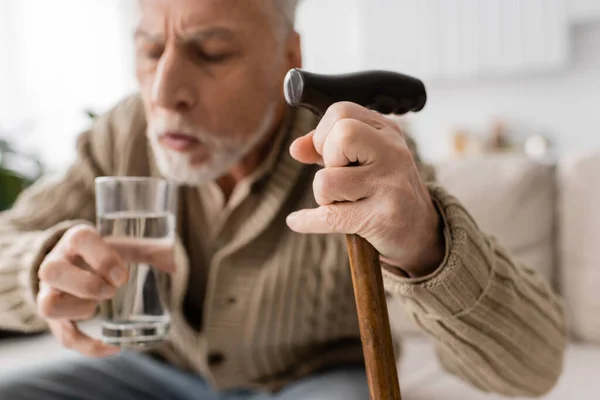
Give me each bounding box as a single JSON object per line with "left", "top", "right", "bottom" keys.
{"left": 0, "top": 352, "right": 369, "bottom": 400}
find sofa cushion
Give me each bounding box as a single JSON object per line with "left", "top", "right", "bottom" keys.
{"left": 436, "top": 154, "right": 556, "bottom": 282}
{"left": 389, "top": 154, "right": 556, "bottom": 336}
{"left": 558, "top": 149, "right": 600, "bottom": 342}
{"left": 398, "top": 336, "right": 600, "bottom": 399}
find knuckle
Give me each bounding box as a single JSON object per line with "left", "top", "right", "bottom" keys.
{"left": 38, "top": 258, "right": 63, "bottom": 282}
{"left": 328, "top": 102, "right": 354, "bottom": 121}
{"left": 37, "top": 293, "right": 55, "bottom": 318}
{"left": 38, "top": 290, "right": 65, "bottom": 319}
{"left": 64, "top": 225, "right": 97, "bottom": 249}
{"left": 394, "top": 142, "right": 414, "bottom": 162}
{"left": 82, "top": 304, "right": 99, "bottom": 320}
{"left": 399, "top": 144, "right": 413, "bottom": 159}
{"left": 67, "top": 224, "right": 97, "bottom": 238}
{"left": 333, "top": 119, "right": 360, "bottom": 147}
{"left": 95, "top": 252, "right": 120, "bottom": 274}
{"left": 313, "top": 170, "right": 332, "bottom": 198}
{"left": 383, "top": 115, "right": 404, "bottom": 133}
{"left": 393, "top": 123, "right": 405, "bottom": 138}
{"left": 82, "top": 277, "right": 106, "bottom": 297}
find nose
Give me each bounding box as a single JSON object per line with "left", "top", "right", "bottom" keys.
{"left": 151, "top": 49, "right": 196, "bottom": 113}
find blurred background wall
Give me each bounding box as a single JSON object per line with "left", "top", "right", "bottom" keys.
{"left": 0, "top": 0, "right": 137, "bottom": 173}
{"left": 296, "top": 0, "right": 600, "bottom": 161}
{"left": 1, "top": 0, "right": 599, "bottom": 172}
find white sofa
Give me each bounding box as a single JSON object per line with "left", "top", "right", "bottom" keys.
{"left": 389, "top": 148, "right": 600, "bottom": 399}
{"left": 1, "top": 149, "right": 599, "bottom": 399}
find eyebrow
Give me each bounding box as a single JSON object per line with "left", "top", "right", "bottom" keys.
{"left": 134, "top": 28, "right": 162, "bottom": 42}
{"left": 134, "top": 27, "right": 235, "bottom": 43}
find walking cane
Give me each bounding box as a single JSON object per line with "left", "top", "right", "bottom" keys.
{"left": 284, "top": 69, "right": 427, "bottom": 400}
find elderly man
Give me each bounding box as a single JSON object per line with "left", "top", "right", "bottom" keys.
{"left": 0, "top": 0, "right": 565, "bottom": 399}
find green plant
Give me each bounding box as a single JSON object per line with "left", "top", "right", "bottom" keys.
{"left": 0, "top": 110, "right": 96, "bottom": 211}
{"left": 0, "top": 168, "right": 25, "bottom": 210}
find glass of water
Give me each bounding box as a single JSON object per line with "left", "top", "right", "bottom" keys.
{"left": 95, "top": 177, "right": 178, "bottom": 347}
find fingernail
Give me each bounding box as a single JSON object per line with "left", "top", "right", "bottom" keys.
{"left": 101, "top": 284, "right": 115, "bottom": 298}
{"left": 287, "top": 213, "right": 304, "bottom": 231}
{"left": 109, "top": 268, "right": 126, "bottom": 286}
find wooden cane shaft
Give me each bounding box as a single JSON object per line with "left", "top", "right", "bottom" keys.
{"left": 346, "top": 234, "right": 402, "bottom": 400}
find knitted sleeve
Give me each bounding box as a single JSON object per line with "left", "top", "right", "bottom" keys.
{"left": 383, "top": 180, "right": 566, "bottom": 397}
{"left": 0, "top": 97, "right": 139, "bottom": 332}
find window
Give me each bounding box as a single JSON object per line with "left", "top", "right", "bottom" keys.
{"left": 0, "top": 0, "right": 138, "bottom": 172}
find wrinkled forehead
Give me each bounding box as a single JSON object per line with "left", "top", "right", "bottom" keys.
{"left": 137, "top": 0, "right": 275, "bottom": 35}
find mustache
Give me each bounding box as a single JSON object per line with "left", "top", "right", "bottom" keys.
{"left": 149, "top": 116, "right": 227, "bottom": 149}
{"left": 150, "top": 115, "right": 203, "bottom": 137}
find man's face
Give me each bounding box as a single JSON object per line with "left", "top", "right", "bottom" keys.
{"left": 136, "top": 0, "right": 300, "bottom": 184}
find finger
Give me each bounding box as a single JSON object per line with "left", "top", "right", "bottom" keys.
{"left": 48, "top": 319, "right": 120, "bottom": 358}
{"left": 313, "top": 102, "right": 391, "bottom": 156}
{"left": 286, "top": 202, "right": 372, "bottom": 235}
{"left": 61, "top": 226, "right": 128, "bottom": 286}
{"left": 312, "top": 167, "right": 376, "bottom": 206}
{"left": 289, "top": 131, "right": 324, "bottom": 166}
{"left": 39, "top": 257, "right": 115, "bottom": 300}
{"left": 105, "top": 237, "right": 176, "bottom": 274}
{"left": 37, "top": 285, "right": 99, "bottom": 320}
{"left": 322, "top": 118, "right": 382, "bottom": 168}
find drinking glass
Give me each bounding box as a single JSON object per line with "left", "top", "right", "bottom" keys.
{"left": 95, "top": 177, "right": 177, "bottom": 347}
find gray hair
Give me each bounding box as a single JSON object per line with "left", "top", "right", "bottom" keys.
{"left": 273, "top": 0, "right": 300, "bottom": 36}
{"left": 132, "top": 0, "right": 300, "bottom": 40}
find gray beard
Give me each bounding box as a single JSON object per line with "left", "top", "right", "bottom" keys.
{"left": 148, "top": 103, "right": 277, "bottom": 186}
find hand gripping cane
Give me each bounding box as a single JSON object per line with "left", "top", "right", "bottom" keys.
{"left": 284, "top": 69, "right": 427, "bottom": 400}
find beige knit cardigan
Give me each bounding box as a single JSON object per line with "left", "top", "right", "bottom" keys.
{"left": 0, "top": 95, "right": 565, "bottom": 396}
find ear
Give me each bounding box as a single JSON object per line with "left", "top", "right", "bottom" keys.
{"left": 286, "top": 31, "right": 302, "bottom": 70}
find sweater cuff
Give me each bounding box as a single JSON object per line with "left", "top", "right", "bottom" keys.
{"left": 382, "top": 183, "right": 494, "bottom": 319}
